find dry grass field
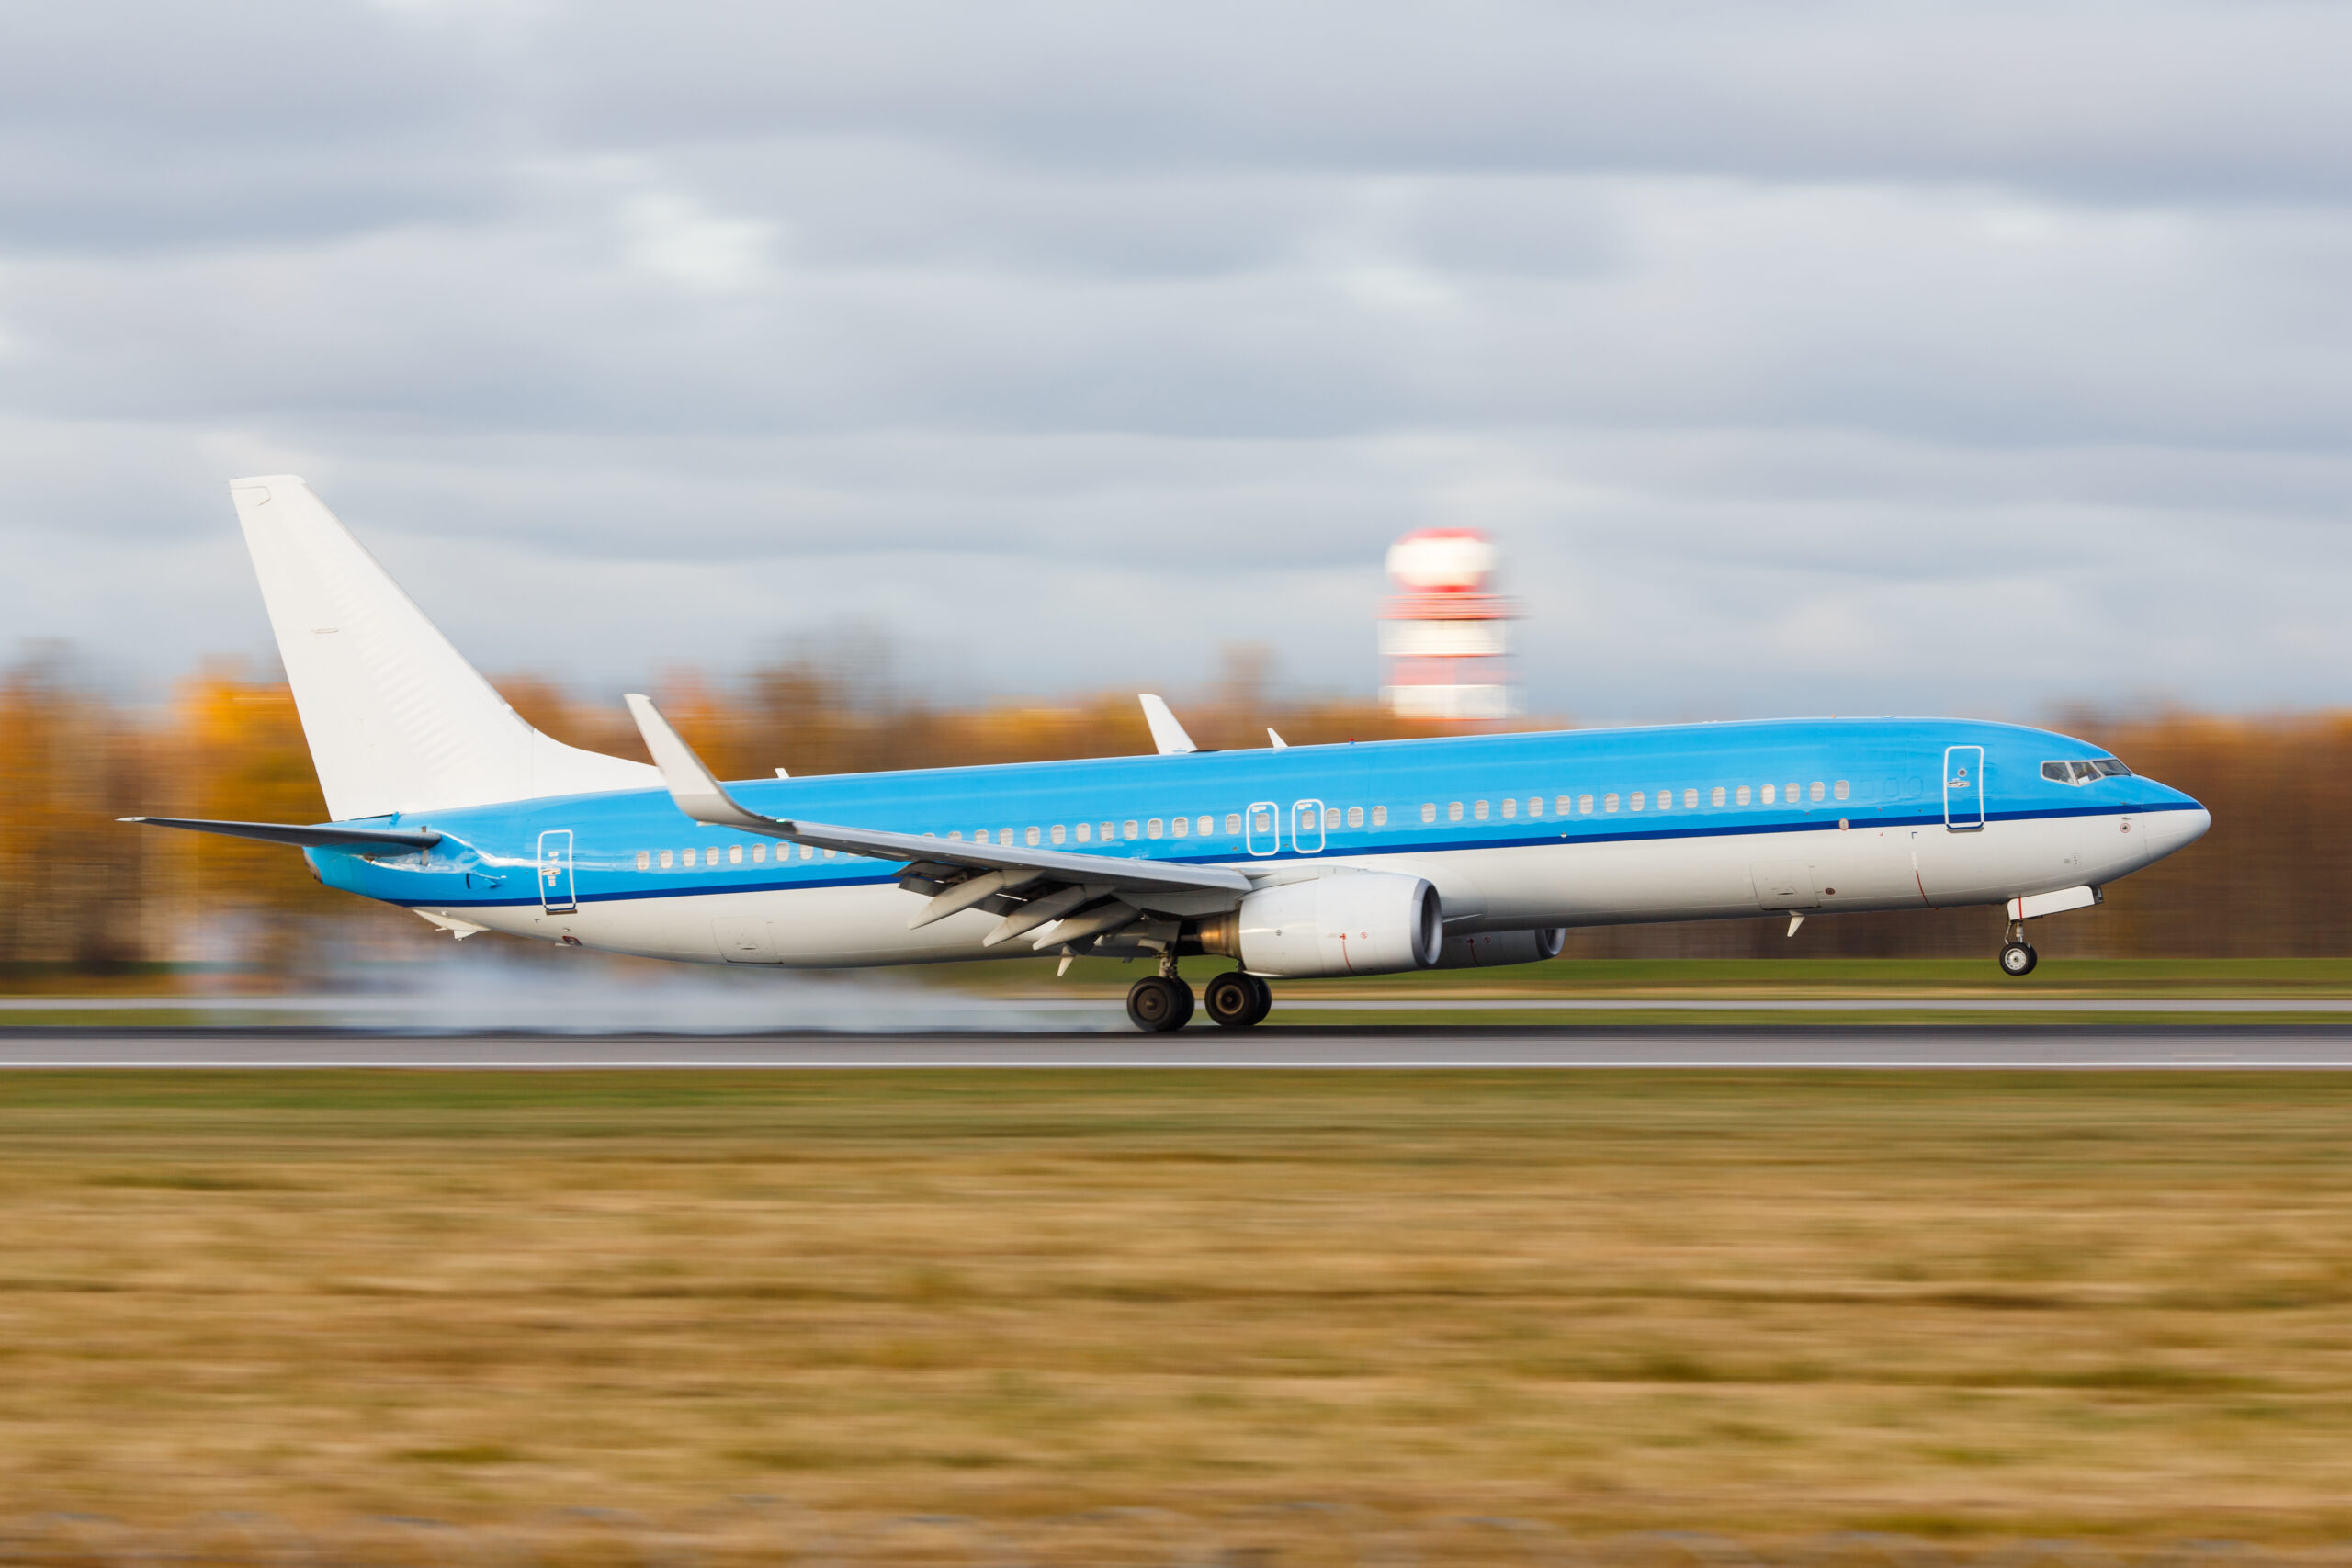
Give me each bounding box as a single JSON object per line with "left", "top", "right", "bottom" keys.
{"left": 2, "top": 1071, "right": 2349, "bottom": 1548}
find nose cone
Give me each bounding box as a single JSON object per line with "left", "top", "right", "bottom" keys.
{"left": 2140, "top": 785, "right": 2211, "bottom": 863}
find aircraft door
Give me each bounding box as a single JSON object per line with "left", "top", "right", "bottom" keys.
{"left": 1246, "top": 801, "right": 1281, "bottom": 856}
{"left": 1943, "top": 746, "right": 1985, "bottom": 832}
{"left": 537, "top": 829, "right": 577, "bottom": 913}
{"left": 1292, "top": 799, "right": 1327, "bottom": 854}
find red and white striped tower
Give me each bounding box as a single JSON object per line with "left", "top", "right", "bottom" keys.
{"left": 1378, "top": 528, "right": 1519, "bottom": 720}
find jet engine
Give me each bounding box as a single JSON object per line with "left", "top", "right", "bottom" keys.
{"left": 1430, "top": 927, "right": 1567, "bottom": 969}
{"left": 1196, "top": 872, "right": 1442, "bottom": 978}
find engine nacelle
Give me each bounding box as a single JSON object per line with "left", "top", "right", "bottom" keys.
{"left": 1197, "top": 872, "right": 1442, "bottom": 978}
{"left": 1430, "top": 927, "right": 1566, "bottom": 969}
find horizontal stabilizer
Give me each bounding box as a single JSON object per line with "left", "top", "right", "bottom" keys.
{"left": 120, "top": 817, "right": 442, "bottom": 851}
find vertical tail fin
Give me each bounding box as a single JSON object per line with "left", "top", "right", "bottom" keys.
{"left": 229, "top": 476, "right": 657, "bottom": 820}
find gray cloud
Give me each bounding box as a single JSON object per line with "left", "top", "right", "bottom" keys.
{"left": 0, "top": 0, "right": 2347, "bottom": 726}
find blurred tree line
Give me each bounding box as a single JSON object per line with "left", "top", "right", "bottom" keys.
{"left": 1, "top": 641, "right": 2338, "bottom": 980}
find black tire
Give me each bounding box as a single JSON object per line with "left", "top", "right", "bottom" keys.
{"left": 1125, "top": 976, "right": 1193, "bottom": 1032}
{"left": 1999, "top": 942, "right": 2038, "bottom": 976}
{"left": 1205, "top": 971, "right": 1267, "bottom": 1029}
{"left": 1242, "top": 973, "right": 1273, "bottom": 1025}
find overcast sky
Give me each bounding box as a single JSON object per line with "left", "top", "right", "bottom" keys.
{"left": 3, "top": 0, "right": 2348, "bottom": 723}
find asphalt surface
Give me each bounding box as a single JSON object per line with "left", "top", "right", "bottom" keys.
{"left": 2, "top": 1027, "right": 2348, "bottom": 1067}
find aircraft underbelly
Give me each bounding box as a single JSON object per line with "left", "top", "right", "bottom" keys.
{"left": 435, "top": 812, "right": 2137, "bottom": 963}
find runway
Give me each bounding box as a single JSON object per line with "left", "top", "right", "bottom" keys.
{"left": 3, "top": 1026, "right": 2350, "bottom": 1068}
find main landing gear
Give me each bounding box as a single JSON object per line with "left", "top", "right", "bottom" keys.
{"left": 1203, "top": 969, "right": 1272, "bottom": 1029}
{"left": 1125, "top": 974, "right": 1193, "bottom": 1032}
{"left": 1124, "top": 958, "right": 1273, "bottom": 1032}
{"left": 1998, "top": 919, "right": 2039, "bottom": 976}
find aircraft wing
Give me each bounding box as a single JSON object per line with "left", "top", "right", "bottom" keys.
{"left": 624, "top": 695, "right": 1250, "bottom": 945}
{"left": 120, "top": 816, "right": 443, "bottom": 851}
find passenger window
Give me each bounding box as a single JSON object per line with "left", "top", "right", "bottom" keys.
{"left": 1736, "top": 785, "right": 1750, "bottom": 806}
{"left": 1787, "top": 782, "right": 1800, "bottom": 805}
{"left": 1603, "top": 793, "right": 1619, "bottom": 813}
{"left": 1760, "top": 784, "right": 1776, "bottom": 804}
{"left": 1075, "top": 822, "right": 1091, "bottom": 842}
{"left": 1051, "top": 824, "right": 1067, "bottom": 844}
{"left": 1172, "top": 816, "right": 1189, "bottom": 838}
{"left": 1101, "top": 821, "right": 1115, "bottom": 840}
{"left": 1224, "top": 813, "right": 1242, "bottom": 834}
{"left": 752, "top": 844, "right": 767, "bottom": 863}
{"left": 1372, "top": 805, "right": 1387, "bottom": 826}
{"left": 1474, "top": 800, "right": 1489, "bottom": 820}
{"left": 800, "top": 844, "right": 814, "bottom": 860}
{"left": 1448, "top": 802, "right": 1464, "bottom": 822}
{"left": 1684, "top": 788, "right": 1699, "bottom": 809}
{"left": 1147, "top": 818, "right": 1163, "bottom": 839}
{"left": 1346, "top": 806, "right": 1364, "bottom": 828}
{"left": 637, "top": 851, "right": 651, "bottom": 871}
{"left": 1500, "top": 797, "right": 1517, "bottom": 819}
{"left": 1834, "top": 780, "right": 1849, "bottom": 800}
{"left": 1527, "top": 796, "right": 1543, "bottom": 818}
{"left": 1422, "top": 803, "right": 1437, "bottom": 823}
{"left": 707, "top": 847, "right": 721, "bottom": 863}
{"left": 1199, "top": 815, "right": 1215, "bottom": 836}
{"left": 1710, "top": 787, "right": 1725, "bottom": 807}
{"left": 1323, "top": 807, "right": 1340, "bottom": 829}
{"left": 948, "top": 830, "right": 962, "bottom": 841}
{"left": 1632, "top": 791, "right": 1647, "bottom": 811}
{"left": 683, "top": 848, "right": 697, "bottom": 867}
{"left": 1652, "top": 789, "right": 1668, "bottom": 812}
{"left": 659, "top": 850, "right": 673, "bottom": 868}
{"left": 1810, "top": 781, "right": 1826, "bottom": 803}
{"left": 822, "top": 848, "right": 835, "bottom": 860}
{"left": 1124, "top": 820, "right": 1140, "bottom": 840}
{"left": 1025, "top": 826, "right": 1041, "bottom": 846}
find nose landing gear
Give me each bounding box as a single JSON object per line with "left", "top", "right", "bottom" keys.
{"left": 1998, "top": 919, "right": 2038, "bottom": 976}
{"left": 1204, "top": 969, "right": 1273, "bottom": 1029}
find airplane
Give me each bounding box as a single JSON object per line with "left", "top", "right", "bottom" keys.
{"left": 125, "top": 478, "right": 2211, "bottom": 1031}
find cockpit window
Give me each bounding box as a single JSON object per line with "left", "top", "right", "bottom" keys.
{"left": 2043, "top": 757, "right": 2132, "bottom": 784}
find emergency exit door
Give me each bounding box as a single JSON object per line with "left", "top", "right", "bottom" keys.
{"left": 537, "top": 829, "right": 577, "bottom": 913}
{"left": 1942, "top": 747, "right": 1984, "bottom": 832}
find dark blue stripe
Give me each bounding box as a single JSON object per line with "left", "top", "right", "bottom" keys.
{"left": 390, "top": 799, "right": 2198, "bottom": 910}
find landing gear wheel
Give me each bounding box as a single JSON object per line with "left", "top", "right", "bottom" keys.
{"left": 1126, "top": 975, "right": 1194, "bottom": 1032}
{"left": 1204, "top": 970, "right": 1273, "bottom": 1029}
{"left": 1999, "top": 942, "right": 2039, "bottom": 976}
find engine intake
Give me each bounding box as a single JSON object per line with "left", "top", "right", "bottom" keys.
{"left": 1197, "top": 872, "right": 1442, "bottom": 978}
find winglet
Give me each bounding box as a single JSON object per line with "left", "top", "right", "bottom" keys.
{"left": 1267, "top": 728, "right": 1289, "bottom": 750}
{"left": 624, "top": 694, "right": 770, "bottom": 831}
{"left": 1138, "top": 694, "right": 1198, "bottom": 755}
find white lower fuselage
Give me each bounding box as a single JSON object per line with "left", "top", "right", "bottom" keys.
{"left": 438, "top": 807, "right": 2193, "bottom": 969}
